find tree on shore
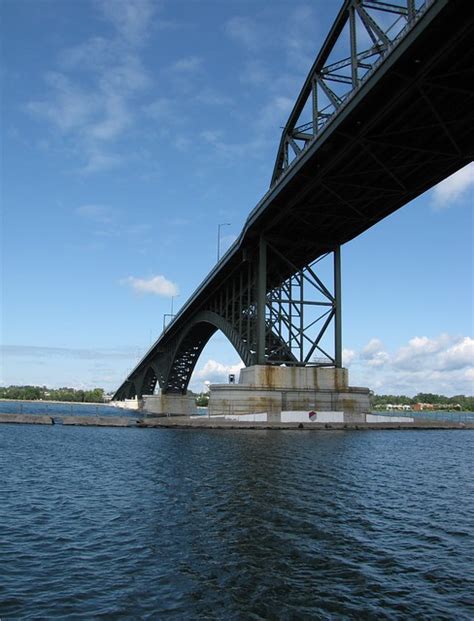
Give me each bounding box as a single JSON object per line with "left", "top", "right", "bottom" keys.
{"left": 371, "top": 392, "right": 474, "bottom": 411}
{"left": 0, "top": 385, "right": 105, "bottom": 403}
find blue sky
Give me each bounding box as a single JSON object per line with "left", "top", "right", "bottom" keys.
{"left": 1, "top": 0, "right": 473, "bottom": 396}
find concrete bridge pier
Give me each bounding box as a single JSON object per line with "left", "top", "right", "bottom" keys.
{"left": 208, "top": 366, "right": 370, "bottom": 422}
{"left": 142, "top": 392, "right": 197, "bottom": 417}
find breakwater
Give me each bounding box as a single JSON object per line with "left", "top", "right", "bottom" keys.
{"left": 1, "top": 412, "right": 472, "bottom": 430}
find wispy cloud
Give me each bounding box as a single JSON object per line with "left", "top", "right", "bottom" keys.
{"left": 75, "top": 203, "right": 151, "bottom": 241}
{"left": 2, "top": 344, "right": 138, "bottom": 360}
{"left": 144, "top": 97, "right": 184, "bottom": 125}
{"left": 432, "top": 163, "right": 474, "bottom": 210}
{"left": 239, "top": 60, "right": 270, "bottom": 86}
{"left": 121, "top": 275, "right": 179, "bottom": 296}
{"left": 26, "top": 0, "right": 156, "bottom": 174}
{"left": 170, "top": 56, "right": 203, "bottom": 72}
{"left": 284, "top": 6, "right": 319, "bottom": 69}
{"left": 225, "top": 16, "right": 261, "bottom": 51}
{"left": 96, "top": 0, "right": 157, "bottom": 46}
{"left": 194, "top": 89, "right": 233, "bottom": 106}
{"left": 76, "top": 204, "right": 116, "bottom": 224}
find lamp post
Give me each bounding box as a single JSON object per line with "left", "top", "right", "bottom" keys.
{"left": 163, "top": 295, "right": 180, "bottom": 332}
{"left": 171, "top": 294, "right": 179, "bottom": 315}
{"left": 217, "top": 222, "right": 230, "bottom": 262}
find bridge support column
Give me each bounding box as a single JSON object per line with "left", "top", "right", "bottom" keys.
{"left": 334, "top": 245, "right": 342, "bottom": 368}
{"left": 208, "top": 366, "right": 370, "bottom": 423}
{"left": 142, "top": 393, "right": 197, "bottom": 417}
{"left": 257, "top": 236, "right": 267, "bottom": 365}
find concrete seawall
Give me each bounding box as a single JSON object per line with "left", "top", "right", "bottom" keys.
{"left": 1, "top": 412, "right": 472, "bottom": 430}
{"left": 0, "top": 413, "right": 137, "bottom": 427}
{"left": 61, "top": 415, "right": 137, "bottom": 427}
{"left": 0, "top": 413, "right": 54, "bottom": 425}
{"left": 138, "top": 417, "right": 474, "bottom": 430}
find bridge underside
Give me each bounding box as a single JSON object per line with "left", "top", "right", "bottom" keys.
{"left": 113, "top": 0, "right": 474, "bottom": 402}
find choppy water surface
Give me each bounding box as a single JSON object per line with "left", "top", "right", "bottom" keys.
{"left": 1, "top": 427, "right": 473, "bottom": 620}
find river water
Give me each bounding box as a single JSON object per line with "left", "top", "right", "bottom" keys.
{"left": 1, "top": 426, "right": 473, "bottom": 620}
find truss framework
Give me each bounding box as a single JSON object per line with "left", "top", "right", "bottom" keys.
{"left": 271, "top": 0, "right": 432, "bottom": 185}
{"left": 265, "top": 245, "right": 341, "bottom": 366}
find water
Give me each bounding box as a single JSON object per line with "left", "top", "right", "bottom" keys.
{"left": 0, "top": 400, "right": 136, "bottom": 417}
{"left": 1, "top": 426, "right": 473, "bottom": 620}
{"left": 375, "top": 410, "right": 474, "bottom": 424}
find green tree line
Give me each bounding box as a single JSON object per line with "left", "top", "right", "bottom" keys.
{"left": 372, "top": 393, "right": 474, "bottom": 411}
{"left": 0, "top": 385, "right": 105, "bottom": 403}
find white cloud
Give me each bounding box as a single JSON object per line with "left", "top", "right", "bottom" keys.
{"left": 360, "top": 338, "right": 389, "bottom": 366}
{"left": 361, "top": 338, "right": 385, "bottom": 357}
{"left": 342, "top": 348, "right": 356, "bottom": 366}
{"left": 122, "top": 275, "right": 179, "bottom": 297}
{"left": 349, "top": 334, "right": 474, "bottom": 395}
{"left": 432, "top": 163, "right": 474, "bottom": 210}
{"left": 193, "top": 359, "right": 245, "bottom": 385}
{"left": 435, "top": 336, "right": 474, "bottom": 371}
{"left": 393, "top": 334, "right": 450, "bottom": 370}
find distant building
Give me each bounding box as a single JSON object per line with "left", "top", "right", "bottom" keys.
{"left": 386, "top": 404, "right": 411, "bottom": 411}
{"left": 413, "top": 403, "right": 435, "bottom": 411}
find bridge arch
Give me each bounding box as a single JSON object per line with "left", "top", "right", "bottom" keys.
{"left": 118, "top": 380, "right": 137, "bottom": 400}
{"left": 164, "top": 310, "right": 252, "bottom": 394}
{"left": 141, "top": 365, "right": 158, "bottom": 396}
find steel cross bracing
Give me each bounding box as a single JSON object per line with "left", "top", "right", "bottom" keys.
{"left": 113, "top": 245, "right": 341, "bottom": 399}
{"left": 271, "top": 0, "right": 433, "bottom": 185}
{"left": 265, "top": 245, "right": 341, "bottom": 367}
{"left": 112, "top": 0, "right": 474, "bottom": 401}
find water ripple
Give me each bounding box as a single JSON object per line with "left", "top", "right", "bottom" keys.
{"left": 0, "top": 427, "right": 473, "bottom": 619}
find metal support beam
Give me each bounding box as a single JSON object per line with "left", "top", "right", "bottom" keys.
{"left": 334, "top": 246, "right": 342, "bottom": 368}
{"left": 257, "top": 236, "right": 267, "bottom": 364}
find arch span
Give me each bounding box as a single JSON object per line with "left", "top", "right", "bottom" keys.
{"left": 164, "top": 310, "right": 252, "bottom": 394}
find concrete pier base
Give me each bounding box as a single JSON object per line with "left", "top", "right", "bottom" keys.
{"left": 208, "top": 366, "right": 370, "bottom": 422}
{"left": 142, "top": 393, "right": 197, "bottom": 417}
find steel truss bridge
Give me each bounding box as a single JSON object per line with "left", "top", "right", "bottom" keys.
{"left": 113, "top": 0, "right": 473, "bottom": 400}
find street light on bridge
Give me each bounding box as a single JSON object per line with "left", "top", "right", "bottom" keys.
{"left": 217, "top": 222, "right": 230, "bottom": 262}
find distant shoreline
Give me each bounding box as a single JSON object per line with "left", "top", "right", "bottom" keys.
{"left": 0, "top": 398, "right": 108, "bottom": 406}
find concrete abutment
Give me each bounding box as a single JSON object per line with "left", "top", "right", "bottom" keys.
{"left": 208, "top": 366, "right": 370, "bottom": 423}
